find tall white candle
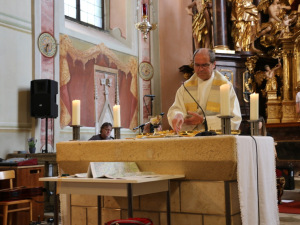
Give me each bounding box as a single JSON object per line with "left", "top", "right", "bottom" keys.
{"left": 250, "top": 93, "right": 259, "bottom": 120}
{"left": 220, "top": 84, "right": 231, "bottom": 116}
{"left": 72, "top": 100, "right": 81, "bottom": 125}
{"left": 113, "top": 105, "right": 121, "bottom": 127}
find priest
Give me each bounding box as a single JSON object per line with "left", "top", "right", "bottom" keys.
{"left": 167, "top": 48, "right": 242, "bottom": 132}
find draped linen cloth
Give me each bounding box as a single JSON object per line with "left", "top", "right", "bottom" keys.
{"left": 237, "top": 136, "right": 279, "bottom": 225}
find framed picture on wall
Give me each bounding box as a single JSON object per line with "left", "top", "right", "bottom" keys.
{"left": 139, "top": 61, "right": 154, "bottom": 81}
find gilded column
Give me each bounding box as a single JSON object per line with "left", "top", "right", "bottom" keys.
{"left": 296, "top": 42, "right": 300, "bottom": 87}
{"left": 281, "top": 48, "right": 296, "bottom": 122}
{"left": 282, "top": 50, "right": 290, "bottom": 101}
{"left": 296, "top": 44, "right": 300, "bottom": 122}
{"left": 213, "top": 0, "right": 229, "bottom": 50}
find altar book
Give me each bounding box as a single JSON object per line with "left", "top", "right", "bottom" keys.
{"left": 87, "top": 162, "right": 140, "bottom": 178}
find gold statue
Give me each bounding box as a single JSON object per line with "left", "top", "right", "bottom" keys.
{"left": 186, "top": 0, "right": 212, "bottom": 49}
{"left": 265, "top": 60, "right": 282, "bottom": 92}
{"left": 230, "top": 0, "right": 261, "bottom": 53}
{"left": 245, "top": 55, "right": 259, "bottom": 74}
{"left": 258, "top": 0, "right": 282, "bottom": 38}
{"left": 245, "top": 76, "right": 254, "bottom": 93}
{"left": 257, "top": 0, "right": 297, "bottom": 46}
{"left": 279, "top": 14, "right": 293, "bottom": 37}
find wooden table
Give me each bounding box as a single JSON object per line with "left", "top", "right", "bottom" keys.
{"left": 40, "top": 174, "right": 184, "bottom": 225}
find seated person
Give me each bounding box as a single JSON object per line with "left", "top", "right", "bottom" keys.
{"left": 89, "top": 122, "right": 114, "bottom": 140}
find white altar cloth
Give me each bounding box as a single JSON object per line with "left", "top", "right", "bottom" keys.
{"left": 237, "top": 136, "right": 279, "bottom": 225}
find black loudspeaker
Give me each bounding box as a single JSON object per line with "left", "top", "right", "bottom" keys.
{"left": 30, "top": 79, "right": 58, "bottom": 118}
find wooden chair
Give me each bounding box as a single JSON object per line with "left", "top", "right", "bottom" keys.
{"left": 0, "top": 170, "right": 32, "bottom": 225}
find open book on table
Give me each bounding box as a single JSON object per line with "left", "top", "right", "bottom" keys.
{"left": 75, "top": 162, "right": 156, "bottom": 179}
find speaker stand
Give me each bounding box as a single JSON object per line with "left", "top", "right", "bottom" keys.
{"left": 42, "top": 118, "right": 49, "bottom": 153}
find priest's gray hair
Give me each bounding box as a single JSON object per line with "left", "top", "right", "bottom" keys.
{"left": 193, "top": 48, "right": 215, "bottom": 63}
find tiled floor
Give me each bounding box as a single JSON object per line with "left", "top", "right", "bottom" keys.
{"left": 44, "top": 212, "right": 299, "bottom": 225}
{"left": 279, "top": 177, "right": 300, "bottom": 224}
{"left": 280, "top": 213, "right": 300, "bottom": 225}
{"left": 45, "top": 204, "right": 300, "bottom": 225}
{"left": 44, "top": 213, "right": 298, "bottom": 225}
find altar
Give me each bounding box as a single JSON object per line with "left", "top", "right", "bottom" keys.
{"left": 55, "top": 135, "right": 279, "bottom": 225}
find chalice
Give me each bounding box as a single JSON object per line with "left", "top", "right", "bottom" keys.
{"left": 150, "top": 115, "right": 162, "bottom": 135}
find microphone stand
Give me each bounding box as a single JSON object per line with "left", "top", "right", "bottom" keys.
{"left": 149, "top": 96, "right": 155, "bottom": 133}
{"left": 133, "top": 122, "right": 150, "bottom": 134}
{"left": 195, "top": 124, "right": 217, "bottom": 136}
{"left": 139, "top": 124, "right": 146, "bottom": 134}
{"left": 182, "top": 83, "right": 216, "bottom": 136}
{"left": 144, "top": 95, "right": 155, "bottom": 133}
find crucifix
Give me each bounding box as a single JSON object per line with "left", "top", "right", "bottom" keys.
{"left": 94, "top": 73, "right": 113, "bottom": 134}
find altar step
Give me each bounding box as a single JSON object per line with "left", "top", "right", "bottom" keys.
{"left": 296, "top": 177, "right": 300, "bottom": 189}
{"left": 282, "top": 177, "right": 300, "bottom": 201}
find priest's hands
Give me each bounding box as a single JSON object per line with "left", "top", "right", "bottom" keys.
{"left": 172, "top": 114, "right": 184, "bottom": 133}
{"left": 184, "top": 111, "right": 204, "bottom": 125}
{"left": 172, "top": 111, "right": 204, "bottom": 133}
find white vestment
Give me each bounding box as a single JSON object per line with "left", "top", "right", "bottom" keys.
{"left": 167, "top": 71, "right": 242, "bottom": 131}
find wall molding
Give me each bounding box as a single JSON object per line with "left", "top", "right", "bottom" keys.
{"left": 60, "top": 126, "right": 136, "bottom": 138}
{"left": 0, "top": 122, "right": 31, "bottom": 130}
{"left": 0, "top": 12, "right": 31, "bottom": 33}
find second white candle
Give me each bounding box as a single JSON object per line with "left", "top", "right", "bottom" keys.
{"left": 220, "top": 84, "right": 231, "bottom": 116}
{"left": 113, "top": 105, "right": 121, "bottom": 127}
{"left": 72, "top": 100, "right": 81, "bottom": 125}
{"left": 250, "top": 93, "right": 259, "bottom": 120}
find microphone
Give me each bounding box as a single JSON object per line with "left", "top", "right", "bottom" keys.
{"left": 144, "top": 95, "right": 155, "bottom": 98}
{"left": 182, "top": 83, "right": 216, "bottom": 136}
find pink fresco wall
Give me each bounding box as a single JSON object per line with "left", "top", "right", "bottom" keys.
{"left": 40, "top": 0, "right": 55, "bottom": 151}
{"left": 159, "top": 0, "right": 193, "bottom": 129}
{"left": 59, "top": 36, "right": 138, "bottom": 130}
{"left": 36, "top": 0, "right": 193, "bottom": 145}
{"left": 109, "top": 0, "right": 152, "bottom": 123}
{"left": 41, "top": 0, "right": 54, "bottom": 78}
{"left": 110, "top": 0, "right": 127, "bottom": 38}
{"left": 138, "top": 0, "right": 152, "bottom": 122}
{"left": 108, "top": 0, "right": 193, "bottom": 127}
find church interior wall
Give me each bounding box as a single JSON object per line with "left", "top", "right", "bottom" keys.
{"left": 56, "top": 0, "right": 140, "bottom": 147}
{"left": 58, "top": 35, "right": 138, "bottom": 130}
{"left": 0, "top": 0, "right": 144, "bottom": 158}
{"left": 0, "top": 0, "right": 33, "bottom": 159}
{"left": 0, "top": 0, "right": 299, "bottom": 159}
{"left": 159, "top": 0, "right": 194, "bottom": 130}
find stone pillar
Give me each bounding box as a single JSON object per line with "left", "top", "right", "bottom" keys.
{"left": 212, "top": 0, "right": 229, "bottom": 50}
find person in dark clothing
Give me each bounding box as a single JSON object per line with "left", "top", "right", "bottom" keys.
{"left": 89, "top": 122, "right": 114, "bottom": 140}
